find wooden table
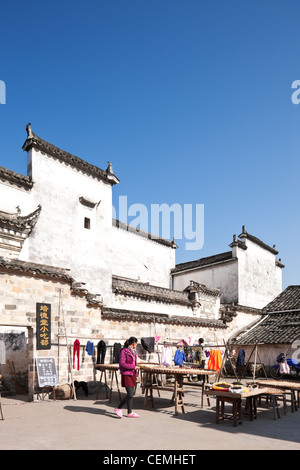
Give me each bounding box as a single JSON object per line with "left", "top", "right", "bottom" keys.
{"left": 205, "top": 388, "right": 269, "bottom": 426}
{"left": 95, "top": 364, "right": 121, "bottom": 402}
{"left": 139, "top": 365, "right": 216, "bottom": 415}
{"left": 256, "top": 380, "right": 300, "bottom": 412}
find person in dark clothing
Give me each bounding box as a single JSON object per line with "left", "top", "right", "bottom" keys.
{"left": 196, "top": 338, "right": 205, "bottom": 382}
{"left": 115, "top": 337, "right": 139, "bottom": 418}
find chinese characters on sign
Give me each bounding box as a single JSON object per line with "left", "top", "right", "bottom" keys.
{"left": 36, "top": 357, "right": 58, "bottom": 387}
{"left": 36, "top": 303, "right": 51, "bottom": 350}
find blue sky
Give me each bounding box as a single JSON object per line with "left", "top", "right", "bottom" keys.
{"left": 1, "top": 0, "right": 300, "bottom": 289}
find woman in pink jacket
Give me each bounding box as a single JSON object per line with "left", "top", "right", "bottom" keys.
{"left": 115, "top": 336, "right": 139, "bottom": 418}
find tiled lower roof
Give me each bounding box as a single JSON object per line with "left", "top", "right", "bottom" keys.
{"left": 0, "top": 257, "right": 73, "bottom": 282}
{"left": 172, "top": 251, "right": 234, "bottom": 274}
{"left": 102, "top": 307, "right": 227, "bottom": 328}
{"left": 0, "top": 166, "right": 33, "bottom": 190}
{"left": 230, "top": 311, "right": 300, "bottom": 345}
{"left": 263, "top": 285, "right": 300, "bottom": 312}
{"left": 112, "top": 276, "right": 192, "bottom": 306}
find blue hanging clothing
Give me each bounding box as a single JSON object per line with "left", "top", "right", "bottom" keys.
{"left": 86, "top": 341, "right": 94, "bottom": 356}
{"left": 236, "top": 349, "right": 245, "bottom": 366}
{"left": 174, "top": 349, "right": 186, "bottom": 367}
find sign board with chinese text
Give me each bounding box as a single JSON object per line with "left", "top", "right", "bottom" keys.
{"left": 35, "top": 357, "right": 58, "bottom": 387}
{"left": 36, "top": 303, "right": 51, "bottom": 350}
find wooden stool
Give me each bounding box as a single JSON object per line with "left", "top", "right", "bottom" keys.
{"left": 215, "top": 396, "right": 242, "bottom": 427}
{"left": 245, "top": 396, "right": 258, "bottom": 421}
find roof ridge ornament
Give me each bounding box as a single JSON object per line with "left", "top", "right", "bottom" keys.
{"left": 26, "top": 123, "right": 34, "bottom": 139}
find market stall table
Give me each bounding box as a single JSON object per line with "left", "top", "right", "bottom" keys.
{"left": 95, "top": 364, "right": 121, "bottom": 402}
{"left": 256, "top": 379, "right": 300, "bottom": 412}
{"left": 205, "top": 387, "right": 269, "bottom": 426}
{"left": 95, "top": 362, "right": 161, "bottom": 402}
{"left": 139, "top": 365, "right": 216, "bottom": 415}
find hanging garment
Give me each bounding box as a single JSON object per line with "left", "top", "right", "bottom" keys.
{"left": 236, "top": 349, "right": 245, "bottom": 367}
{"left": 113, "top": 342, "right": 122, "bottom": 363}
{"left": 280, "top": 359, "right": 290, "bottom": 374}
{"left": 141, "top": 337, "right": 155, "bottom": 353}
{"left": 193, "top": 346, "right": 204, "bottom": 364}
{"left": 184, "top": 346, "right": 193, "bottom": 363}
{"left": 161, "top": 347, "right": 172, "bottom": 366}
{"left": 86, "top": 341, "right": 94, "bottom": 356}
{"left": 154, "top": 335, "right": 161, "bottom": 344}
{"left": 207, "top": 349, "right": 222, "bottom": 372}
{"left": 174, "top": 348, "right": 187, "bottom": 367}
{"left": 97, "top": 340, "right": 106, "bottom": 364}
{"left": 73, "top": 339, "right": 80, "bottom": 370}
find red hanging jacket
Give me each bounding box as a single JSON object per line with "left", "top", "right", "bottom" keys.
{"left": 73, "top": 339, "right": 80, "bottom": 370}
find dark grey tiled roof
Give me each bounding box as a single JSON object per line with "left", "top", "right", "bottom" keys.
{"left": 102, "top": 307, "right": 227, "bottom": 328}
{"left": 0, "top": 166, "right": 33, "bottom": 190}
{"left": 22, "top": 124, "right": 119, "bottom": 186}
{"left": 0, "top": 257, "right": 73, "bottom": 282}
{"left": 184, "top": 280, "right": 221, "bottom": 297}
{"left": 231, "top": 311, "right": 300, "bottom": 345}
{"left": 263, "top": 285, "right": 300, "bottom": 312}
{"left": 172, "top": 251, "right": 234, "bottom": 274}
{"left": 112, "top": 276, "right": 192, "bottom": 306}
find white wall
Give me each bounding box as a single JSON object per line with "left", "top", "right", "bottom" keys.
{"left": 172, "top": 259, "right": 239, "bottom": 304}
{"left": 20, "top": 148, "right": 114, "bottom": 304}
{"left": 0, "top": 181, "right": 34, "bottom": 215}
{"left": 112, "top": 225, "right": 176, "bottom": 288}
{"left": 237, "top": 239, "right": 282, "bottom": 309}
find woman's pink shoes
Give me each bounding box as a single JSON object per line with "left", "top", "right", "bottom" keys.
{"left": 114, "top": 409, "right": 140, "bottom": 418}
{"left": 114, "top": 408, "right": 123, "bottom": 418}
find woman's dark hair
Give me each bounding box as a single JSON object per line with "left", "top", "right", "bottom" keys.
{"left": 124, "top": 336, "right": 138, "bottom": 348}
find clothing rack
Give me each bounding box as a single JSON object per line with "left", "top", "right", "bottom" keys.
{"left": 162, "top": 342, "right": 225, "bottom": 348}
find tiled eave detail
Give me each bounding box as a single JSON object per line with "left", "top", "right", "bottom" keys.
{"left": 220, "top": 303, "right": 261, "bottom": 324}
{"left": 112, "top": 276, "right": 193, "bottom": 307}
{"left": 184, "top": 280, "right": 221, "bottom": 298}
{"left": 0, "top": 166, "right": 33, "bottom": 190}
{"left": 0, "top": 257, "right": 73, "bottom": 283}
{"left": 238, "top": 225, "right": 279, "bottom": 255}
{"left": 0, "top": 205, "right": 42, "bottom": 235}
{"left": 102, "top": 307, "right": 227, "bottom": 328}
{"left": 0, "top": 257, "right": 103, "bottom": 308}
{"left": 22, "top": 124, "right": 119, "bottom": 186}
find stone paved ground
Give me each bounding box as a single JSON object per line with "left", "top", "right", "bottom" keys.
{"left": 1, "top": 382, "right": 300, "bottom": 451}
